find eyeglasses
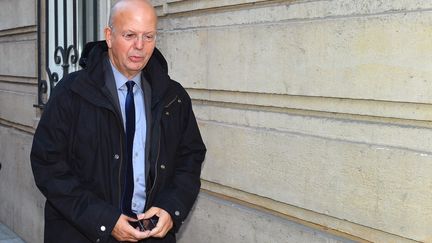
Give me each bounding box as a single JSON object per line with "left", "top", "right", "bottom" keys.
{"left": 110, "top": 26, "right": 157, "bottom": 42}
{"left": 121, "top": 31, "right": 157, "bottom": 42}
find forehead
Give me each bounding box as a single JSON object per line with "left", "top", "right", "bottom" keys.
{"left": 112, "top": 3, "right": 157, "bottom": 31}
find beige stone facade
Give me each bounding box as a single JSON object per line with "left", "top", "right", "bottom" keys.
{"left": 0, "top": 0, "right": 431, "bottom": 242}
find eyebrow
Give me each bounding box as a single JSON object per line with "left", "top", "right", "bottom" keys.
{"left": 123, "top": 29, "right": 156, "bottom": 34}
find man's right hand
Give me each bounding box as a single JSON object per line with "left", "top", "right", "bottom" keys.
{"left": 111, "top": 214, "right": 150, "bottom": 242}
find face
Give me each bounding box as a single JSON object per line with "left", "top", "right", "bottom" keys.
{"left": 105, "top": 2, "right": 157, "bottom": 79}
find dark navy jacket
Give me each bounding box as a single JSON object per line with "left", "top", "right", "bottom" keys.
{"left": 31, "top": 41, "right": 206, "bottom": 243}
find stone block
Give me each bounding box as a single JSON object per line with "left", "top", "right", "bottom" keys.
{"left": 0, "top": 0, "right": 36, "bottom": 30}
{"left": 178, "top": 192, "right": 354, "bottom": 243}
{"left": 0, "top": 126, "right": 44, "bottom": 243}
{"left": 199, "top": 120, "right": 432, "bottom": 241}
{"left": 0, "top": 90, "right": 37, "bottom": 128}
{"left": 193, "top": 104, "right": 432, "bottom": 154}
{"left": 0, "top": 40, "right": 37, "bottom": 77}
{"left": 158, "top": 9, "right": 432, "bottom": 104}
{"left": 157, "top": 0, "right": 432, "bottom": 29}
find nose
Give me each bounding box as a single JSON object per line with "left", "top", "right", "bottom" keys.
{"left": 134, "top": 38, "right": 144, "bottom": 50}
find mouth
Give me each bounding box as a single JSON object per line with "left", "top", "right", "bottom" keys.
{"left": 129, "top": 56, "right": 145, "bottom": 62}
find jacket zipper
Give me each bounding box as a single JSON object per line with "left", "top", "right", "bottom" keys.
{"left": 118, "top": 130, "right": 124, "bottom": 208}
{"left": 145, "top": 131, "right": 161, "bottom": 210}
{"left": 164, "top": 95, "right": 178, "bottom": 108}
{"left": 108, "top": 106, "right": 125, "bottom": 209}
{"left": 144, "top": 94, "right": 177, "bottom": 210}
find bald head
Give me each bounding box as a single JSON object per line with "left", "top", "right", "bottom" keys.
{"left": 104, "top": 0, "right": 158, "bottom": 79}
{"left": 108, "top": 0, "right": 157, "bottom": 29}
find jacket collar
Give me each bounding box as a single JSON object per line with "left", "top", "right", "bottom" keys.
{"left": 74, "top": 41, "right": 171, "bottom": 109}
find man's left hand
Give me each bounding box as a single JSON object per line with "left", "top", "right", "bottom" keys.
{"left": 137, "top": 207, "right": 173, "bottom": 238}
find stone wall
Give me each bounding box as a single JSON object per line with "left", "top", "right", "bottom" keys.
{"left": 152, "top": 0, "right": 432, "bottom": 242}
{"left": 1, "top": 0, "right": 432, "bottom": 242}
{"left": 0, "top": 0, "right": 45, "bottom": 243}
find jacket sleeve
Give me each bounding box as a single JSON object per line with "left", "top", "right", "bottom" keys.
{"left": 30, "top": 86, "right": 121, "bottom": 242}
{"left": 153, "top": 88, "right": 206, "bottom": 232}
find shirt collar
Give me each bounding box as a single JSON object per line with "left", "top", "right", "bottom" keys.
{"left": 109, "top": 60, "right": 142, "bottom": 91}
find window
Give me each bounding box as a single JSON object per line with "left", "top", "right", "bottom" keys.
{"left": 36, "top": 0, "right": 110, "bottom": 107}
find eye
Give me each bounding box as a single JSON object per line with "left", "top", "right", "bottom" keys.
{"left": 145, "top": 34, "right": 155, "bottom": 41}
{"left": 123, "top": 33, "right": 136, "bottom": 40}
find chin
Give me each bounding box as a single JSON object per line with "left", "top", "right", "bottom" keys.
{"left": 128, "top": 64, "right": 145, "bottom": 71}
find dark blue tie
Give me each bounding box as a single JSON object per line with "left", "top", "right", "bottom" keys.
{"left": 122, "top": 81, "right": 135, "bottom": 217}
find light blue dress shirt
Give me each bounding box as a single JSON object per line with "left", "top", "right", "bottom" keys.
{"left": 110, "top": 62, "right": 147, "bottom": 215}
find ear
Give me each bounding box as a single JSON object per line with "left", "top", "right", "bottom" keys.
{"left": 104, "top": 27, "right": 112, "bottom": 48}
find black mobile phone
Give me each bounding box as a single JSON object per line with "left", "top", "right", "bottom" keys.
{"left": 137, "top": 215, "right": 159, "bottom": 231}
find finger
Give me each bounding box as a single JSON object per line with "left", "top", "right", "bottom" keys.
{"left": 147, "top": 215, "right": 169, "bottom": 238}
{"left": 125, "top": 214, "right": 139, "bottom": 222}
{"left": 146, "top": 219, "right": 163, "bottom": 237}
{"left": 159, "top": 219, "right": 173, "bottom": 237}
{"left": 143, "top": 207, "right": 160, "bottom": 219}
{"left": 152, "top": 209, "right": 173, "bottom": 237}
{"left": 112, "top": 215, "right": 132, "bottom": 240}
{"left": 136, "top": 213, "right": 145, "bottom": 220}
{"left": 153, "top": 226, "right": 169, "bottom": 238}
{"left": 147, "top": 224, "right": 163, "bottom": 238}
{"left": 119, "top": 215, "right": 145, "bottom": 241}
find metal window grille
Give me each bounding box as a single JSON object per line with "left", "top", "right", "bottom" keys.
{"left": 36, "top": 0, "right": 98, "bottom": 107}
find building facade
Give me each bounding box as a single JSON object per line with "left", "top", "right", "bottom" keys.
{"left": 0, "top": 0, "right": 432, "bottom": 242}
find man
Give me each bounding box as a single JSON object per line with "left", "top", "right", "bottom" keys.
{"left": 30, "top": 0, "right": 206, "bottom": 242}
